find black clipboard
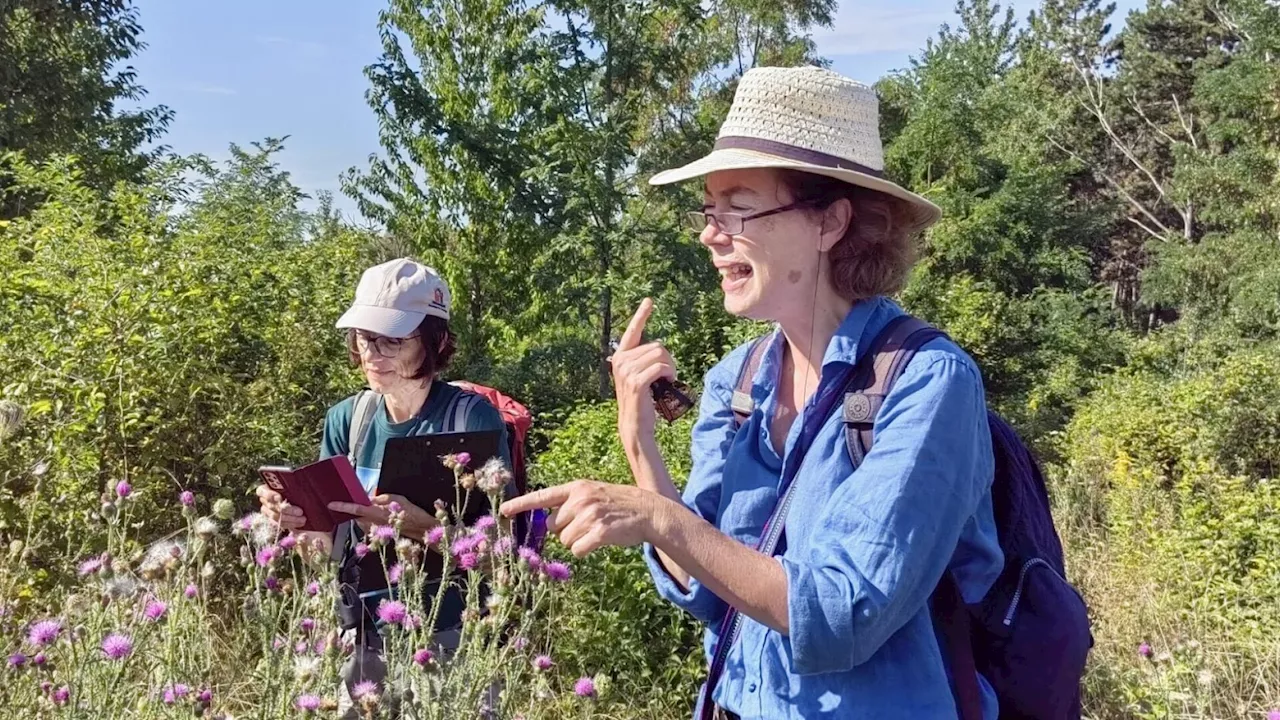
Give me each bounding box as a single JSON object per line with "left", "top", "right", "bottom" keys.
{"left": 379, "top": 430, "right": 501, "bottom": 527}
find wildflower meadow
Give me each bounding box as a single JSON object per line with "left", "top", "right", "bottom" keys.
{"left": 0, "top": 455, "right": 603, "bottom": 719}
{"left": 4, "top": 0, "right": 1280, "bottom": 717}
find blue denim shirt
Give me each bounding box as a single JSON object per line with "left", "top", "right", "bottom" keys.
{"left": 644, "top": 296, "right": 1004, "bottom": 719}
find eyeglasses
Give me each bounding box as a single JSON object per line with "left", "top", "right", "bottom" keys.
{"left": 347, "top": 330, "right": 420, "bottom": 359}
{"left": 684, "top": 200, "right": 816, "bottom": 236}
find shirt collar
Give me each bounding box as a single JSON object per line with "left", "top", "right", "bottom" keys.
{"left": 821, "top": 296, "right": 895, "bottom": 370}
{"left": 755, "top": 296, "right": 900, "bottom": 389}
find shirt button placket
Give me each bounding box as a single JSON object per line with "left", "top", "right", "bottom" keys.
{"left": 749, "top": 627, "right": 766, "bottom": 718}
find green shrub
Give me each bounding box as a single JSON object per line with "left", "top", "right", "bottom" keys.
{"left": 1056, "top": 337, "right": 1280, "bottom": 718}
{"left": 530, "top": 401, "right": 704, "bottom": 718}
{"left": 0, "top": 148, "right": 375, "bottom": 588}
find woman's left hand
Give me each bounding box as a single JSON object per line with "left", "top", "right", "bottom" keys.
{"left": 328, "top": 494, "right": 439, "bottom": 539}
{"left": 499, "top": 480, "right": 665, "bottom": 557}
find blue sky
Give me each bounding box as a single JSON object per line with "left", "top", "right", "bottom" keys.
{"left": 130, "top": 0, "right": 1142, "bottom": 219}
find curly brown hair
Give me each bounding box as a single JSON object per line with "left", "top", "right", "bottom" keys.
{"left": 777, "top": 170, "right": 928, "bottom": 301}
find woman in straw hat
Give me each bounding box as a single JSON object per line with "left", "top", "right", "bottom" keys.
{"left": 502, "top": 66, "right": 1003, "bottom": 719}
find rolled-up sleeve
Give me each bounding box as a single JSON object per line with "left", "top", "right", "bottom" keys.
{"left": 643, "top": 356, "right": 740, "bottom": 624}
{"left": 782, "top": 352, "right": 994, "bottom": 675}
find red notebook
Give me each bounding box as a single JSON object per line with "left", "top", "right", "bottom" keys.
{"left": 257, "top": 455, "right": 371, "bottom": 533}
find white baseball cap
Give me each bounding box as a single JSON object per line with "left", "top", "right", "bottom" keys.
{"left": 335, "top": 258, "right": 451, "bottom": 337}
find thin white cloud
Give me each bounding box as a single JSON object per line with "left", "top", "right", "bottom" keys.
{"left": 814, "top": 5, "right": 955, "bottom": 56}
{"left": 191, "top": 84, "right": 236, "bottom": 96}
{"left": 255, "top": 35, "right": 327, "bottom": 58}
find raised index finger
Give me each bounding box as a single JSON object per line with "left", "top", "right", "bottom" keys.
{"left": 616, "top": 298, "right": 654, "bottom": 352}
{"left": 499, "top": 485, "right": 574, "bottom": 517}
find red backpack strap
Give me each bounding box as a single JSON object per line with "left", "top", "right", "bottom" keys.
{"left": 842, "top": 315, "right": 943, "bottom": 466}
{"left": 730, "top": 335, "right": 772, "bottom": 427}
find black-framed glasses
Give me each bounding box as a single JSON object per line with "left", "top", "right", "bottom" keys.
{"left": 684, "top": 200, "right": 816, "bottom": 236}
{"left": 347, "top": 330, "right": 420, "bottom": 359}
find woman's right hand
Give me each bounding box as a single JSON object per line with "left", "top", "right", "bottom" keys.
{"left": 610, "top": 298, "right": 678, "bottom": 453}
{"left": 255, "top": 484, "right": 307, "bottom": 531}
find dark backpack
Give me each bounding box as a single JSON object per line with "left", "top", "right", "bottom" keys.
{"left": 730, "top": 315, "right": 1092, "bottom": 720}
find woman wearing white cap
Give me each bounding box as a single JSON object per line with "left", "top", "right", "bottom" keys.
{"left": 256, "top": 258, "right": 510, "bottom": 710}
{"left": 502, "top": 67, "right": 1004, "bottom": 719}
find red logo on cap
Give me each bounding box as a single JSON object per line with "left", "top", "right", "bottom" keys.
{"left": 433, "top": 288, "right": 444, "bottom": 306}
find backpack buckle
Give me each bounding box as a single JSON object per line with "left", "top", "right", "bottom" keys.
{"left": 730, "top": 390, "right": 755, "bottom": 418}
{"left": 843, "top": 392, "right": 883, "bottom": 425}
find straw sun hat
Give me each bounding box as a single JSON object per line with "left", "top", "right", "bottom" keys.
{"left": 650, "top": 65, "right": 942, "bottom": 228}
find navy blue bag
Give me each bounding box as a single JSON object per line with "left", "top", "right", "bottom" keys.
{"left": 706, "top": 315, "right": 1093, "bottom": 720}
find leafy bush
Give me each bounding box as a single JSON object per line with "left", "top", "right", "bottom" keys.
{"left": 1055, "top": 336, "right": 1280, "bottom": 718}
{"left": 0, "top": 147, "right": 374, "bottom": 588}
{"left": 529, "top": 401, "right": 704, "bottom": 718}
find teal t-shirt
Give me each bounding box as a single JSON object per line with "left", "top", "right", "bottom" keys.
{"left": 319, "top": 380, "right": 511, "bottom": 496}
{"left": 320, "top": 381, "right": 510, "bottom": 631}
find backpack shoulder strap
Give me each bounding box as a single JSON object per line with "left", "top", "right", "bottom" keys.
{"left": 843, "top": 315, "right": 944, "bottom": 466}
{"left": 730, "top": 335, "right": 772, "bottom": 427}
{"left": 444, "top": 386, "right": 482, "bottom": 434}
{"left": 348, "top": 390, "right": 380, "bottom": 463}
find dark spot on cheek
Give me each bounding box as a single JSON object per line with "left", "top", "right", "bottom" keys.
{"left": 788, "top": 269, "right": 803, "bottom": 284}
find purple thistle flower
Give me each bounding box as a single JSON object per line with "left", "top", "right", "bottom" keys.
{"left": 574, "top": 676, "right": 596, "bottom": 698}
{"left": 300, "top": 618, "right": 316, "bottom": 633}
{"left": 352, "top": 680, "right": 378, "bottom": 701}
{"left": 543, "top": 561, "right": 572, "bottom": 582}
{"left": 184, "top": 584, "right": 198, "bottom": 599}
{"left": 52, "top": 685, "right": 70, "bottom": 706}
{"left": 387, "top": 501, "right": 402, "bottom": 514}
{"left": 27, "top": 619, "right": 62, "bottom": 647}
{"left": 40, "top": 681, "right": 52, "bottom": 694}
{"left": 459, "top": 552, "right": 478, "bottom": 571}
{"left": 278, "top": 534, "right": 297, "bottom": 551}
{"left": 387, "top": 563, "right": 403, "bottom": 585}
{"left": 114, "top": 481, "right": 131, "bottom": 498}
{"left": 101, "top": 633, "right": 132, "bottom": 660}
{"left": 425, "top": 526, "right": 445, "bottom": 546}
{"left": 272, "top": 636, "right": 286, "bottom": 651}
{"left": 514, "top": 636, "right": 529, "bottom": 651}
{"left": 296, "top": 694, "right": 321, "bottom": 711}
{"left": 403, "top": 614, "right": 423, "bottom": 630}
{"left": 518, "top": 546, "right": 542, "bottom": 570}
{"left": 451, "top": 534, "right": 480, "bottom": 556}
{"left": 77, "top": 555, "right": 105, "bottom": 577}
{"left": 354, "top": 543, "right": 369, "bottom": 559}
{"left": 1138, "top": 642, "right": 1153, "bottom": 659}
{"left": 162, "top": 683, "right": 190, "bottom": 705}
{"left": 143, "top": 600, "right": 168, "bottom": 622}
{"left": 473, "top": 515, "right": 497, "bottom": 532}
{"left": 32, "top": 652, "right": 46, "bottom": 667}
{"left": 8, "top": 653, "right": 27, "bottom": 668}
{"left": 413, "top": 648, "right": 434, "bottom": 666}
{"left": 197, "top": 687, "right": 213, "bottom": 704}
{"left": 179, "top": 490, "right": 195, "bottom": 507}
{"left": 294, "top": 640, "right": 308, "bottom": 654}
{"left": 1266, "top": 711, "right": 1280, "bottom": 720}
{"left": 376, "top": 600, "right": 407, "bottom": 626}
{"left": 255, "top": 545, "right": 279, "bottom": 568}
{"left": 371, "top": 525, "right": 396, "bottom": 543}
{"left": 532, "top": 654, "right": 553, "bottom": 671}
{"left": 265, "top": 576, "right": 280, "bottom": 592}
{"left": 456, "top": 452, "right": 471, "bottom": 467}
{"left": 235, "top": 514, "right": 254, "bottom": 532}
{"left": 305, "top": 581, "right": 320, "bottom": 597}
